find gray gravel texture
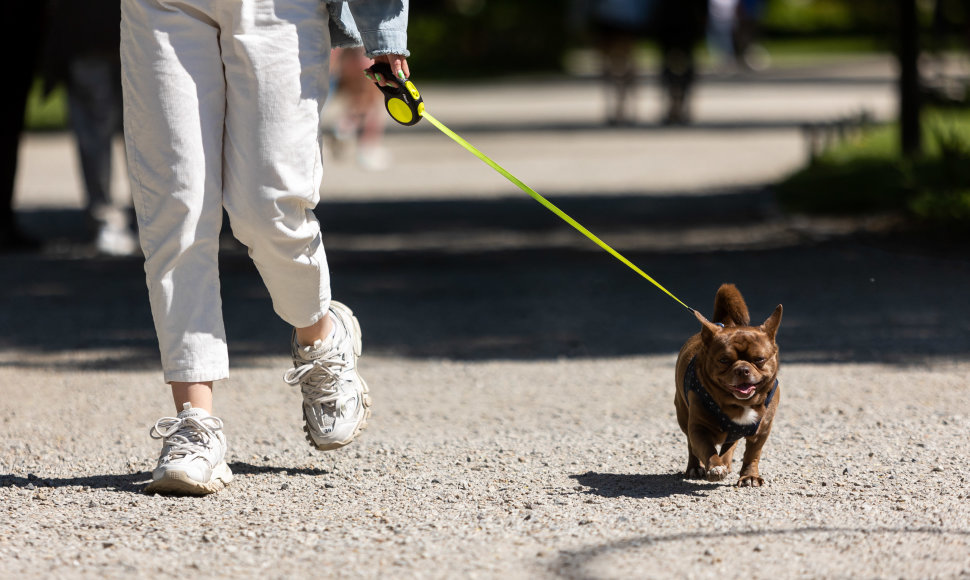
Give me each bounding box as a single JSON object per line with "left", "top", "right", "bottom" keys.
{"left": 3, "top": 221, "right": 969, "bottom": 580}
{"left": 3, "top": 56, "right": 970, "bottom": 579}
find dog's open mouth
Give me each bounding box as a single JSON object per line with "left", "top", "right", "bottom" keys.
{"left": 729, "top": 383, "right": 758, "bottom": 398}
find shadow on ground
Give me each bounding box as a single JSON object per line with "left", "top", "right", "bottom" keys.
{"left": 0, "top": 472, "right": 149, "bottom": 494}
{"left": 3, "top": 188, "right": 968, "bottom": 369}
{"left": 0, "top": 463, "right": 335, "bottom": 495}
{"left": 548, "top": 525, "right": 970, "bottom": 579}
{"left": 547, "top": 525, "right": 970, "bottom": 580}
{"left": 571, "top": 471, "right": 718, "bottom": 499}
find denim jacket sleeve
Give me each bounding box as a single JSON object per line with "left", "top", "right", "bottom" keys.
{"left": 324, "top": 0, "right": 409, "bottom": 58}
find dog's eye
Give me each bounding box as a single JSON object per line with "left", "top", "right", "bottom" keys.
{"left": 753, "top": 357, "right": 766, "bottom": 365}
{"left": 719, "top": 357, "right": 731, "bottom": 365}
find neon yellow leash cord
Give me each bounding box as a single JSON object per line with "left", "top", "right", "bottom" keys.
{"left": 367, "top": 63, "right": 694, "bottom": 313}
{"left": 421, "top": 111, "right": 692, "bottom": 312}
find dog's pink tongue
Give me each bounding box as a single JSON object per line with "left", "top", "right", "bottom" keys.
{"left": 736, "top": 384, "right": 757, "bottom": 395}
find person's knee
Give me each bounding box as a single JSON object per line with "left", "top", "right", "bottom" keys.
{"left": 227, "top": 201, "right": 320, "bottom": 261}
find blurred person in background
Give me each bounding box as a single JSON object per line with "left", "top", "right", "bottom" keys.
{"left": 734, "top": 0, "right": 770, "bottom": 71}
{"left": 708, "top": 0, "right": 769, "bottom": 73}
{"left": 42, "top": 0, "right": 138, "bottom": 256}
{"left": 654, "top": 0, "right": 709, "bottom": 125}
{"left": 707, "top": 0, "right": 739, "bottom": 70}
{"left": 586, "top": 0, "right": 656, "bottom": 126}
{"left": 328, "top": 46, "right": 392, "bottom": 171}
{"left": 1, "top": 3, "right": 48, "bottom": 253}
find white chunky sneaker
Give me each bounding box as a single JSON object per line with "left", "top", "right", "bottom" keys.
{"left": 144, "top": 403, "right": 232, "bottom": 495}
{"left": 284, "top": 300, "right": 371, "bottom": 451}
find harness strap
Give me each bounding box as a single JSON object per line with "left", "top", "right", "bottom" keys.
{"left": 684, "top": 356, "right": 778, "bottom": 456}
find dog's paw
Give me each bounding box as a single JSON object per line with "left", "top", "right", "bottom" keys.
{"left": 707, "top": 465, "right": 729, "bottom": 481}
{"left": 737, "top": 475, "right": 764, "bottom": 487}
{"left": 685, "top": 467, "right": 706, "bottom": 480}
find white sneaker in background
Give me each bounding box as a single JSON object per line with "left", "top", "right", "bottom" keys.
{"left": 356, "top": 144, "right": 391, "bottom": 172}
{"left": 144, "top": 403, "right": 232, "bottom": 495}
{"left": 283, "top": 300, "right": 371, "bottom": 451}
{"left": 95, "top": 220, "right": 139, "bottom": 256}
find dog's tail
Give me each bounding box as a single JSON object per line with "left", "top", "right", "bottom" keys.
{"left": 712, "top": 283, "right": 750, "bottom": 326}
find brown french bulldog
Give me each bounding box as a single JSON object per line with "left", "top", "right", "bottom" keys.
{"left": 674, "top": 283, "right": 783, "bottom": 487}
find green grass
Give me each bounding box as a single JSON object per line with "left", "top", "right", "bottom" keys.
{"left": 775, "top": 106, "right": 970, "bottom": 231}
{"left": 756, "top": 36, "right": 886, "bottom": 65}
{"left": 24, "top": 80, "right": 68, "bottom": 131}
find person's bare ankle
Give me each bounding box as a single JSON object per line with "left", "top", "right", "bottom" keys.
{"left": 171, "top": 382, "right": 213, "bottom": 414}
{"left": 295, "top": 312, "right": 335, "bottom": 347}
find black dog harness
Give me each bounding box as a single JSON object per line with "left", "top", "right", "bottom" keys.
{"left": 684, "top": 355, "right": 778, "bottom": 455}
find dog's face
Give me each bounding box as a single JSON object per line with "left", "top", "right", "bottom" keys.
{"left": 695, "top": 306, "right": 782, "bottom": 402}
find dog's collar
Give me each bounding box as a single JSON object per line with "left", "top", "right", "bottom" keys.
{"left": 684, "top": 356, "right": 778, "bottom": 454}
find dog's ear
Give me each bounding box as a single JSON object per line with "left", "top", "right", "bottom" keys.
{"left": 760, "top": 304, "right": 783, "bottom": 341}
{"left": 694, "top": 309, "right": 723, "bottom": 343}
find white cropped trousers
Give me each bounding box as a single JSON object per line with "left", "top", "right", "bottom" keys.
{"left": 121, "top": 0, "right": 333, "bottom": 383}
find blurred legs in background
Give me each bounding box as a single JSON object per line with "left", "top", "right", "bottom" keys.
{"left": 708, "top": 0, "right": 770, "bottom": 73}
{"left": 596, "top": 24, "right": 640, "bottom": 126}
{"left": 734, "top": 0, "right": 770, "bottom": 71}
{"left": 327, "top": 47, "right": 392, "bottom": 172}
{"left": 655, "top": 0, "right": 709, "bottom": 125}
{"left": 38, "top": 0, "right": 137, "bottom": 256}
{"left": 707, "top": 0, "right": 740, "bottom": 70}
{"left": 588, "top": 0, "right": 655, "bottom": 126}
{"left": 67, "top": 54, "right": 138, "bottom": 256}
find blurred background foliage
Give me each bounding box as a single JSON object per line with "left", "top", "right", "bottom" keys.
{"left": 406, "top": 0, "right": 970, "bottom": 230}
{"left": 760, "top": 0, "right": 891, "bottom": 37}
{"left": 23, "top": 0, "right": 970, "bottom": 229}
{"left": 773, "top": 103, "right": 970, "bottom": 232}
{"left": 406, "top": 0, "right": 970, "bottom": 78}
{"left": 407, "top": 0, "right": 572, "bottom": 78}
{"left": 28, "top": 0, "right": 970, "bottom": 122}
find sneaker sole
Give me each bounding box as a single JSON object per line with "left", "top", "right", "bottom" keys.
{"left": 144, "top": 462, "right": 233, "bottom": 496}
{"left": 305, "top": 301, "right": 372, "bottom": 451}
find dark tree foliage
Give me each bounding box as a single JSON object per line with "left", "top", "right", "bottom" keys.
{"left": 408, "top": 0, "right": 572, "bottom": 78}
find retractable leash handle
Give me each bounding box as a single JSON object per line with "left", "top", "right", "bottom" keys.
{"left": 366, "top": 61, "right": 424, "bottom": 126}
{"left": 366, "top": 63, "right": 694, "bottom": 313}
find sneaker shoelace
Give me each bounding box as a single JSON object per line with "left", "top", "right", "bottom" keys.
{"left": 149, "top": 415, "right": 224, "bottom": 462}
{"left": 283, "top": 349, "right": 355, "bottom": 415}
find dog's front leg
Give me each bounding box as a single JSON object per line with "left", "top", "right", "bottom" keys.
{"left": 687, "top": 425, "right": 729, "bottom": 481}
{"left": 737, "top": 433, "right": 769, "bottom": 487}
{"left": 704, "top": 453, "right": 730, "bottom": 482}
{"left": 718, "top": 440, "right": 739, "bottom": 471}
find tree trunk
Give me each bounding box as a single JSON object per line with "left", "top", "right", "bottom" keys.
{"left": 899, "top": 0, "right": 921, "bottom": 157}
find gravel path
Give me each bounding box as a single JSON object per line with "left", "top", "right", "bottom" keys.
{"left": 2, "top": 223, "right": 969, "bottom": 579}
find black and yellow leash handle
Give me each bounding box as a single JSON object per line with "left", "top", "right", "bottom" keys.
{"left": 365, "top": 62, "right": 694, "bottom": 313}
{"left": 366, "top": 61, "right": 424, "bottom": 126}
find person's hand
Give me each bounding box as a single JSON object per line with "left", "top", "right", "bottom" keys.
{"left": 366, "top": 54, "right": 410, "bottom": 87}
